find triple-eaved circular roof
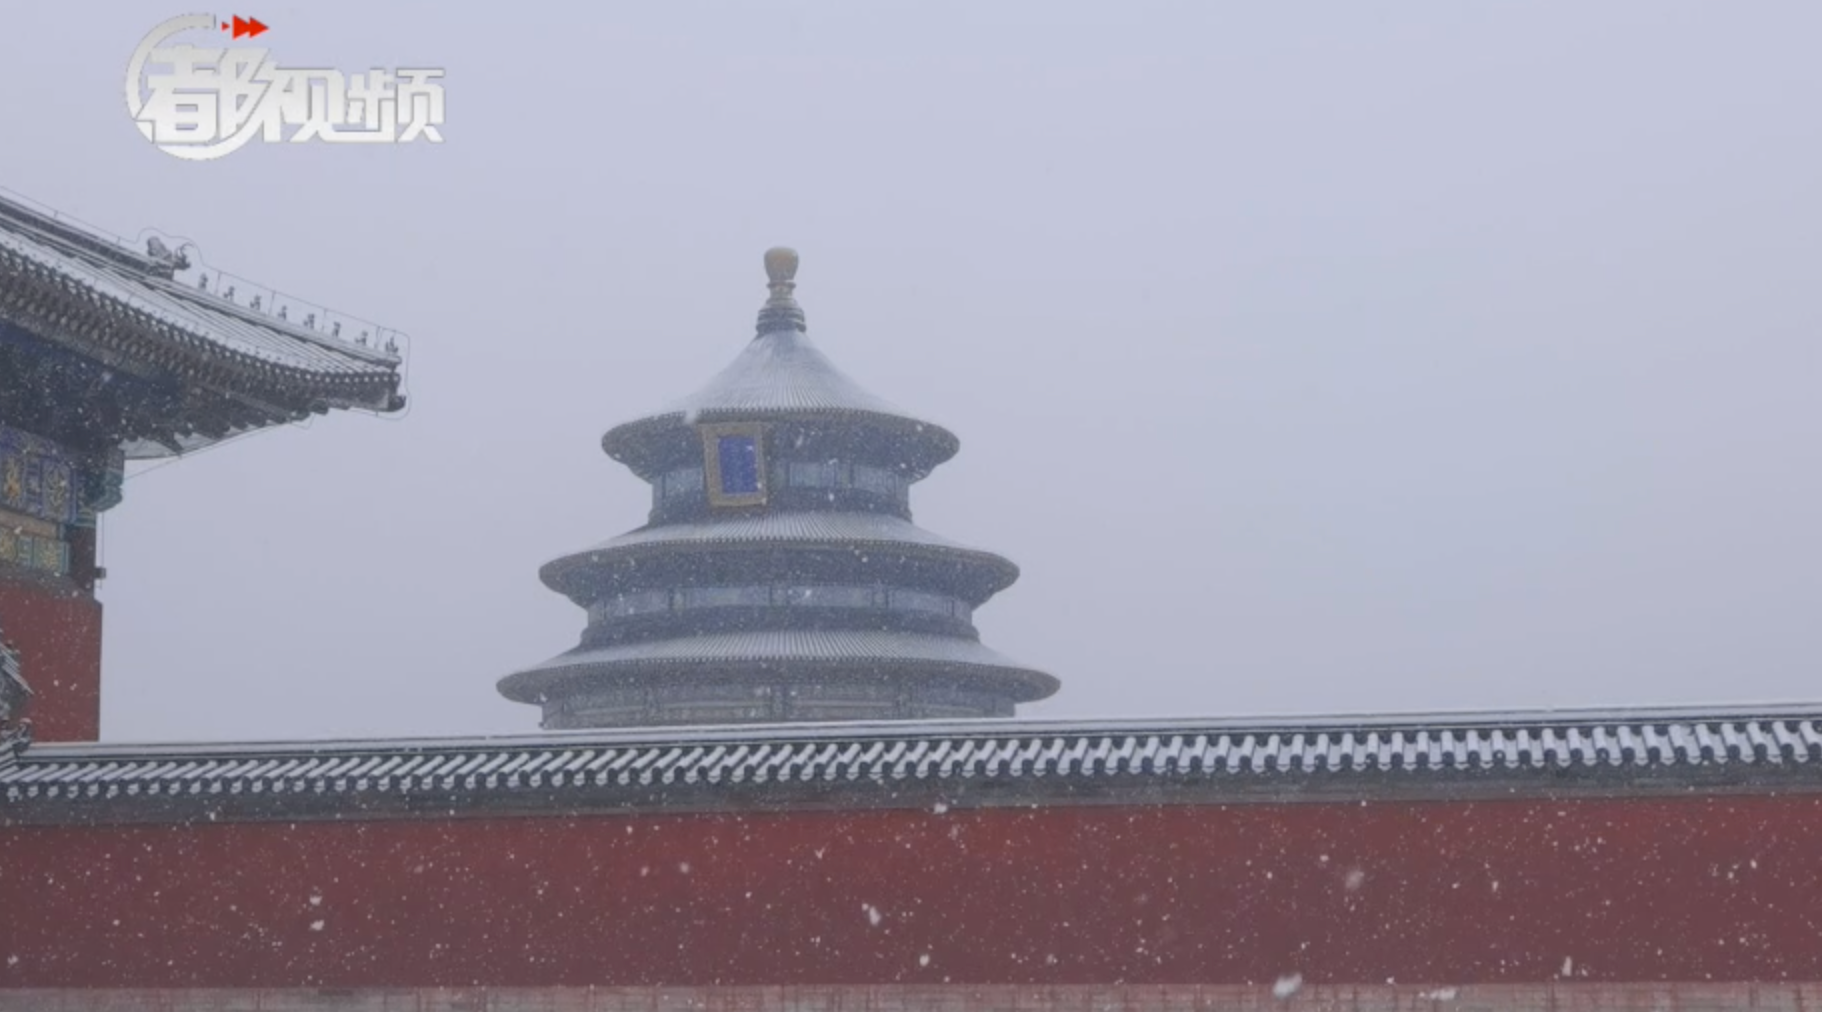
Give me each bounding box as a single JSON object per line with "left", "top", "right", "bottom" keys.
{"left": 502, "top": 249, "right": 1055, "bottom": 728}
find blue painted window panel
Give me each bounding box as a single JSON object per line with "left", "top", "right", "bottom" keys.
{"left": 717, "top": 436, "right": 760, "bottom": 495}
{"left": 605, "top": 590, "right": 670, "bottom": 617}
{"left": 592, "top": 583, "right": 969, "bottom": 623}
{"left": 682, "top": 586, "right": 768, "bottom": 608}
{"left": 803, "top": 586, "right": 876, "bottom": 608}
{"left": 663, "top": 467, "right": 704, "bottom": 499}
{"left": 890, "top": 589, "right": 953, "bottom": 616}
{"left": 789, "top": 462, "right": 833, "bottom": 488}
{"left": 852, "top": 465, "right": 900, "bottom": 496}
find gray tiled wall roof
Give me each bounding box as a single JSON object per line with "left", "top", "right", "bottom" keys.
{"left": 7, "top": 705, "right": 1821, "bottom": 824}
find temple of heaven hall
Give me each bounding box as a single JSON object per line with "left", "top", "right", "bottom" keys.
{"left": 500, "top": 248, "right": 1058, "bottom": 729}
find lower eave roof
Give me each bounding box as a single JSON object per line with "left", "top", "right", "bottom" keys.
{"left": 5, "top": 704, "right": 1822, "bottom": 825}
{"left": 500, "top": 629, "right": 1057, "bottom": 702}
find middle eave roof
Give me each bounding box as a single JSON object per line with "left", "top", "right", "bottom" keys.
{"left": 540, "top": 510, "right": 1021, "bottom": 603}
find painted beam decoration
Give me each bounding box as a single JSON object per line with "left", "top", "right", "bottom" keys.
{"left": 0, "top": 424, "right": 78, "bottom": 525}
{"left": 0, "top": 423, "right": 80, "bottom": 577}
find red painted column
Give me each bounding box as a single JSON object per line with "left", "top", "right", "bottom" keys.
{"left": 0, "top": 575, "right": 101, "bottom": 741}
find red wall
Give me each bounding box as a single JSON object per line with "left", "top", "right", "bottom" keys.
{"left": 3, "top": 984, "right": 1819, "bottom": 1011}
{"left": 0, "top": 578, "right": 100, "bottom": 741}
{"left": 2, "top": 794, "right": 1819, "bottom": 988}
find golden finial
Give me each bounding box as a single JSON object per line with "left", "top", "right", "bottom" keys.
{"left": 756, "top": 246, "right": 806, "bottom": 335}
{"left": 764, "top": 247, "right": 799, "bottom": 285}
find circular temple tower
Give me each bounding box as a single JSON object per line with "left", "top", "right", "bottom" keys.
{"left": 500, "top": 249, "right": 1058, "bottom": 728}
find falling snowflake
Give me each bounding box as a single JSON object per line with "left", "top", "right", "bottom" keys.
{"left": 308, "top": 895, "right": 322, "bottom": 907}
{"left": 863, "top": 904, "right": 883, "bottom": 927}
{"left": 1273, "top": 973, "right": 1303, "bottom": 998}
{"left": 1344, "top": 869, "right": 1366, "bottom": 891}
{"left": 932, "top": 802, "right": 949, "bottom": 815}
{"left": 309, "top": 920, "right": 325, "bottom": 932}
{"left": 1419, "top": 988, "right": 1459, "bottom": 1001}
{"left": 918, "top": 953, "right": 931, "bottom": 967}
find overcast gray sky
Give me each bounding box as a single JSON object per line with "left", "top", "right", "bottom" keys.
{"left": 3, "top": 2, "right": 1818, "bottom": 742}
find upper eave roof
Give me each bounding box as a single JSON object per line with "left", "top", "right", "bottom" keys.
{"left": 664, "top": 327, "right": 928, "bottom": 419}
{"left": 601, "top": 329, "right": 961, "bottom": 477}
{"left": 6, "top": 703, "right": 1822, "bottom": 826}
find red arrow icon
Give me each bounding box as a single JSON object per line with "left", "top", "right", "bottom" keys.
{"left": 229, "top": 15, "right": 268, "bottom": 39}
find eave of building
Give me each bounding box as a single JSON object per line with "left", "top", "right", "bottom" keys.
{"left": 0, "top": 192, "right": 406, "bottom": 455}
{"left": 541, "top": 510, "right": 1022, "bottom": 603}
{"left": 605, "top": 408, "right": 960, "bottom": 481}
{"left": 499, "top": 628, "right": 1058, "bottom": 704}
{"left": 601, "top": 330, "right": 961, "bottom": 478}
{"left": 5, "top": 703, "right": 1821, "bottom": 826}
{"left": 0, "top": 236, "right": 400, "bottom": 398}
{"left": 0, "top": 322, "right": 296, "bottom": 458}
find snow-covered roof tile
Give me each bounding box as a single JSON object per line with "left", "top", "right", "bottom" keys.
{"left": 9, "top": 705, "right": 1822, "bottom": 821}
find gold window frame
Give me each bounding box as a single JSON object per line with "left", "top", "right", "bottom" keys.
{"left": 699, "top": 422, "right": 768, "bottom": 508}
